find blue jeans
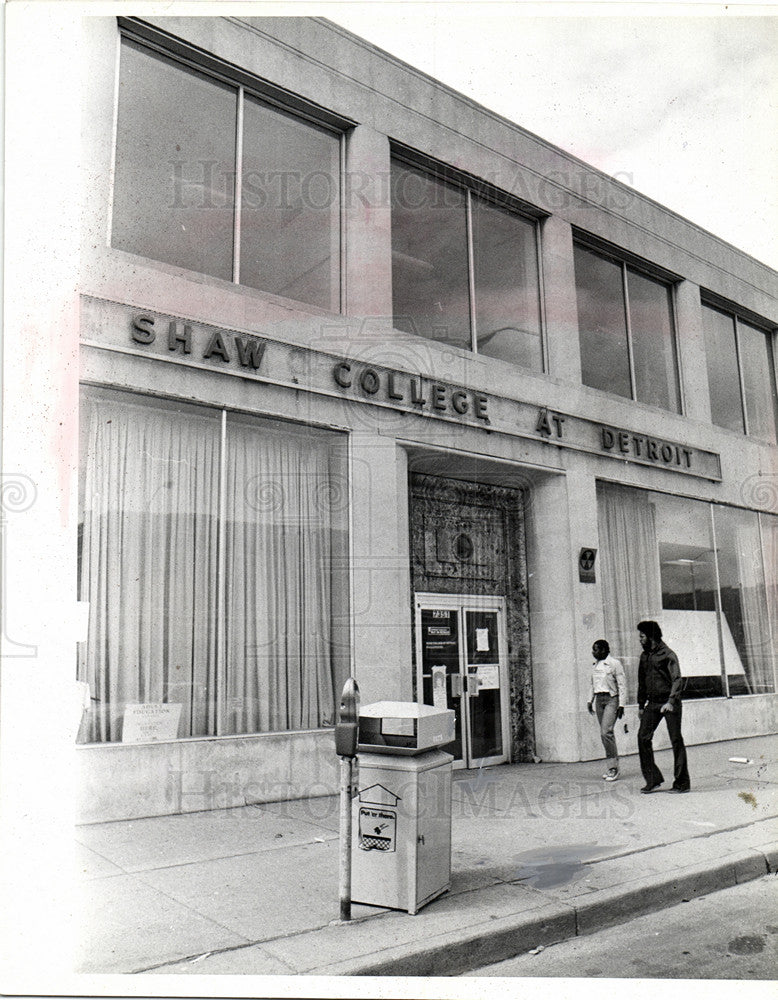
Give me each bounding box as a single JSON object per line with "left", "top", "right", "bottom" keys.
{"left": 594, "top": 693, "right": 619, "bottom": 769}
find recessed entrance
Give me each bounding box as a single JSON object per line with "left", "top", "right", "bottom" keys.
{"left": 408, "top": 472, "right": 534, "bottom": 763}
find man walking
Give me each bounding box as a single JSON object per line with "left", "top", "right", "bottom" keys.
{"left": 636, "top": 620, "right": 690, "bottom": 794}
{"left": 587, "top": 639, "right": 627, "bottom": 781}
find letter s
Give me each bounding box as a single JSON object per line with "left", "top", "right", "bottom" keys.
{"left": 132, "top": 315, "right": 156, "bottom": 344}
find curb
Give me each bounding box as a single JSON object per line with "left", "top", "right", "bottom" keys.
{"left": 313, "top": 848, "right": 774, "bottom": 976}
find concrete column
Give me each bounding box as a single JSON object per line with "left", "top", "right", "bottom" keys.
{"left": 525, "top": 461, "right": 608, "bottom": 762}
{"left": 540, "top": 215, "right": 582, "bottom": 384}
{"left": 80, "top": 17, "right": 119, "bottom": 261}
{"left": 350, "top": 436, "right": 413, "bottom": 704}
{"left": 675, "top": 280, "right": 713, "bottom": 424}
{"left": 563, "top": 463, "right": 610, "bottom": 764}
{"left": 344, "top": 125, "right": 393, "bottom": 327}
{"left": 524, "top": 472, "right": 581, "bottom": 761}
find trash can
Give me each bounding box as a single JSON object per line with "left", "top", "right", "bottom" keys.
{"left": 351, "top": 702, "right": 454, "bottom": 914}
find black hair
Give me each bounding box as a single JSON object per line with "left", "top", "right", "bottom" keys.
{"left": 637, "top": 620, "right": 662, "bottom": 642}
{"left": 592, "top": 639, "right": 610, "bottom": 655}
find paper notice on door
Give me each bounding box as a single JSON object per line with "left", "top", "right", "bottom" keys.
{"left": 431, "top": 665, "right": 448, "bottom": 709}
{"left": 477, "top": 663, "right": 499, "bottom": 689}
{"left": 475, "top": 628, "right": 490, "bottom": 652}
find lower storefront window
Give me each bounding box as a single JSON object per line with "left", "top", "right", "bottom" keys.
{"left": 597, "top": 481, "right": 777, "bottom": 701}
{"left": 77, "top": 387, "right": 350, "bottom": 743}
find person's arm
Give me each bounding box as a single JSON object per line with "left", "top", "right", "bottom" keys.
{"left": 613, "top": 658, "right": 627, "bottom": 717}
{"left": 637, "top": 655, "right": 646, "bottom": 712}
{"left": 661, "top": 650, "right": 684, "bottom": 711}
{"left": 587, "top": 668, "right": 594, "bottom": 712}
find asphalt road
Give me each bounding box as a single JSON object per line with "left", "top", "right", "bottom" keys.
{"left": 464, "top": 874, "right": 778, "bottom": 979}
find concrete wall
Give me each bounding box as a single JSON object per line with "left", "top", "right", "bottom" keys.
{"left": 76, "top": 731, "right": 339, "bottom": 824}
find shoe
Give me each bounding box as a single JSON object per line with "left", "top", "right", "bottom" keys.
{"left": 603, "top": 768, "right": 619, "bottom": 781}
{"left": 640, "top": 782, "right": 663, "bottom": 793}
{"left": 670, "top": 786, "right": 690, "bottom": 793}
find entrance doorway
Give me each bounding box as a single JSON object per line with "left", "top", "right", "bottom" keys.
{"left": 415, "top": 593, "right": 510, "bottom": 768}
{"left": 408, "top": 471, "right": 535, "bottom": 763}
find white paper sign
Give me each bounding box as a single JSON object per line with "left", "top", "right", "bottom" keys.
{"left": 476, "top": 628, "right": 490, "bottom": 652}
{"left": 122, "top": 703, "right": 182, "bottom": 743}
{"left": 477, "top": 664, "right": 500, "bottom": 690}
{"left": 431, "top": 665, "right": 448, "bottom": 709}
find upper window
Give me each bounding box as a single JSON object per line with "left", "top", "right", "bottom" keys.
{"left": 573, "top": 243, "right": 680, "bottom": 412}
{"left": 112, "top": 37, "right": 341, "bottom": 311}
{"left": 701, "top": 303, "right": 777, "bottom": 443}
{"left": 390, "top": 159, "right": 543, "bottom": 371}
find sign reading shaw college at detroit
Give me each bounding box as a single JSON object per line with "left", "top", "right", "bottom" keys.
{"left": 78, "top": 297, "right": 721, "bottom": 482}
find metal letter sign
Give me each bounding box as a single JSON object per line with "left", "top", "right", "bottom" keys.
{"left": 578, "top": 547, "right": 597, "bottom": 583}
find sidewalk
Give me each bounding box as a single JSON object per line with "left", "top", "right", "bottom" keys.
{"left": 75, "top": 735, "right": 777, "bottom": 977}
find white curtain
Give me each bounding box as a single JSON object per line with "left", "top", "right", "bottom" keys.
{"left": 79, "top": 393, "right": 339, "bottom": 742}
{"left": 762, "top": 514, "right": 778, "bottom": 690}
{"left": 221, "top": 416, "right": 336, "bottom": 734}
{"left": 725, "top": 508, "right": 775, "bottom": 694}
{"left": 78, "top": 396, "right": 220, "bottom": 741}
{"left": 597, "top": 483, "right": 662, "bottom": 702}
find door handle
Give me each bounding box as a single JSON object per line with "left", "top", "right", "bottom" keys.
{"left": 466, "top": 673, "right": 481, "bottom": 697}
{"left": 450, "top": 674, "right": 462, "bottom": 698}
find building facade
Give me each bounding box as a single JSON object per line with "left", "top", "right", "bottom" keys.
{"left": 28, "top": 15, "right": 778, "bottom": 821}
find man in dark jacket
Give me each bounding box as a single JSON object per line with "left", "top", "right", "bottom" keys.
{"left": 636, "top": 620, "right": 691, "bottom": 793}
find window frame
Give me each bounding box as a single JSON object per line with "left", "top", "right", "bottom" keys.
{"left": 113, "top": 18, "right": 348, "bottom": 313}
{"left": 573, "top": 234, "right": 683, "bottom": 414}
{"left": 390, "top": 148, "right": 548, "bottom": 372}
{"left": 77, "top": 380, "right": 352, "bottom": 744}
{"left": 596, "top": 477, "right": 778, "bottom": 702}
{"left": 700, "top": 296, "right": 778, "bottom": 442}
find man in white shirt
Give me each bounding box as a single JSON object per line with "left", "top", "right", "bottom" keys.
{"left": 587, "top": 639, "right": 627, "bottom": 781}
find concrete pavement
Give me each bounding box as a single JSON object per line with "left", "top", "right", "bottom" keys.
{"left": 74, "top": 734, "right": 777, "bottom": 977}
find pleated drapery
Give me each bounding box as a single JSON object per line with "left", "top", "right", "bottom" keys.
{"left": 597, "top": 483, "right": 663, "bottom": 702}
{"left": 715, "top": 505, "right": 775, "bottom": 694}
{"left": 78, "top": 392, "right": 341, "bottom": 742}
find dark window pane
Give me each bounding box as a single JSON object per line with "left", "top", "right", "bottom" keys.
{"left": 739, "top": 319, "right": 778, "bottom": 443}
{"left": 391, "top": 162, "right": 471, "bottom": 350}
{"left": 240, "top": 96, "right": 340, "bottom": 311}
{"left": 574, "top": 245, "right": 631, "bottom": 397}
{"left": 702, "top": 304, "right": 744, "bottom": 433}
{"left": 471, "top": 197, "right": 542, "bottom": 371}
{"left": 112, "top": 39, "right": 236, "bottom": 281}
{"left": 627, "top": 269, "right": 680, "bottom": 412}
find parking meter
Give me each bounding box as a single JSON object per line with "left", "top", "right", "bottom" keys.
{"left": 335, "top": 677, "right": 360, "bottom": 758}
{"left": 335, "top": 677, "right": 360, "bottom": 921}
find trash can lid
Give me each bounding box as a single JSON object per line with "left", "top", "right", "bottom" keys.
{"left": 359, "top": 701, "right": 453, "bottom": 720}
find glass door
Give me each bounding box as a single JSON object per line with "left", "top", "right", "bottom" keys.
{"left": 415, "top": 594, "right": 509, "bottom": 768}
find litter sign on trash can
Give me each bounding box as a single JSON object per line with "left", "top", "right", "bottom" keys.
{"left": 358, "top": 806, "right": 397, "bottom": 852}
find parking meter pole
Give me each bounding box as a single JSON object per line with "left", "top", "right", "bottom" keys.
{"left": 339, "top": 755, "right": 353, "bottom": 921}
{"left": 334, "top": 677, "right": 360, "bottom": 923}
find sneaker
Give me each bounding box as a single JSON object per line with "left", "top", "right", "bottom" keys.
{"left": 603, "top": 768, "right": 619, "bottom": 781}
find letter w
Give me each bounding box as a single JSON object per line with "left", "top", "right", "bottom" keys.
{"left": 234, "top": 336, "right": 266, "bottom": 370}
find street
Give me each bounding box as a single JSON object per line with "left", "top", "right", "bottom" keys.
{"left": 464, "top": 874, "right": 778, "bottom": 979}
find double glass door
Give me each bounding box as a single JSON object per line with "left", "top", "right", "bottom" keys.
{"left": 415, "top": 593, "right": 509, "bottom": 768}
